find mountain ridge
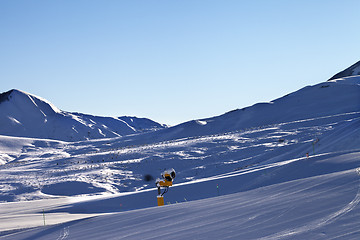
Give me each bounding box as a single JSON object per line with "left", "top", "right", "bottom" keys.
{"left": 144, "top": 77, "right": 360, "bottom": 143}
{"left": 0, "top": 89, "right": 166, "bottom": 141}
{"left": 1, "top": 60, "right": 359, "bottom": 142}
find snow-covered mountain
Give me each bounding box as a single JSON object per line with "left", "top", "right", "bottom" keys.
{"left": 1, "top": 61, "right": 360, "bottom": 239}
{"left": 0, "top": 89, "right": 166, "bottom": 141}
{"left": 134, "top": 75, "right": 360, "bottom": 143}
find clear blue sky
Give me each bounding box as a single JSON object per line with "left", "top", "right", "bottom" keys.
{"left": 1, "top": 0, "right": 359, "bottom": 125}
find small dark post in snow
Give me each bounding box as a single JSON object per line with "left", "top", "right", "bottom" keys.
{"left": 43, "top": 209, "right": 46, "bottom": 226}
{"left": 313, "top": 142, "right": 315, "bottom": 154}
{"left": 313, "top": 138, "right": 319, "bottom": 154}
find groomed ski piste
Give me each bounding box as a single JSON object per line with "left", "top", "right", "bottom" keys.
{"left": 0, "top": 75, "right": 360, "bottom": 239}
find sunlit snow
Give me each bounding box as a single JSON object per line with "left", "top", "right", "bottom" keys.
{"left": 0, "top": 71, "right": 360, "bottom": 239}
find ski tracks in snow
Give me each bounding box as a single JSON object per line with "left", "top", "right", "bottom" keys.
{"left": 56, "top": 226, "right": 69, "bottom": 240}
{"left": 261, "top": 169, "right": 360, "bottom": 240}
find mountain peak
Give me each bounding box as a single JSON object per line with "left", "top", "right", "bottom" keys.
{"left": 0, "top": 89, "right": 33, "bottom": 105}
{"left": 0, "top": 89, "right": 13, "bottom": 104}
{"left": 328, "top": 60, "right": 360, "bottom": 80}
{"left": 0, "top": 89, "right": 61, "bottom": 115}
{"left": 0, "top": 89, "right": 166, "bottom": 141}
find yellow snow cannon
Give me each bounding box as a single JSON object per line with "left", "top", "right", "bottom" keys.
{"left": 155, "top": 168, "right": 176, "bottom": 206}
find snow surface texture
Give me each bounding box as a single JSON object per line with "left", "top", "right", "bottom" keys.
{"left": 0, "top": 71, "right": 360, "bottom": 239}
{"left": 0, "top": 89, "right": 166, "bottom": 141}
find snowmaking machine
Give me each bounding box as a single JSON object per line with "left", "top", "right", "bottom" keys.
{"left": 155, "top": 168, "right": 176, "bottom": 206}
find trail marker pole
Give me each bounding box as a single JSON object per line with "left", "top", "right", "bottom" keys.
{"left": 43, "top": 209, "right": 46, "bottom": 226}
{"left": 313, "top": 142, "right": 315, "bottom": 154}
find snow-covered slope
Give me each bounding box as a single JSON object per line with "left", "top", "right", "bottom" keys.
{"left": 0, "top": 76, "right": 359, "bottom": 201}
{"left": 0, "top": 75, "right": 359, "bottom": 200}
{"left": 329, "top": 60, "right": 360, "bottom": 80}
{"left": 1, "top": 64, "right": 360, "bottom": 239}
{"left": 0, "top": 89, "right": 166, "bottom": 141}
{"left": 139, "top": 76, "right": 360, "bottom": 142}
{"left": 1, "top": 151, "right": 359, "bottom": 239}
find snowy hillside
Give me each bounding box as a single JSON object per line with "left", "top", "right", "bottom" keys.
{"left": 2, "top": 166, "right": 359, "bottom": 239}
{"left": 0, "top": 64, "right": 360, "bottom": 239}
{"left": 134, "top": 75, "right": 360, "bottom": 142}
{"left": 0, "top": 89, "right": 166, "bottom": 141}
